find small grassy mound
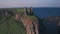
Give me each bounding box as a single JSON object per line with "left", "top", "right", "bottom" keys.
{"left": 26, "top": 15, "right": 37, "bottom": 20}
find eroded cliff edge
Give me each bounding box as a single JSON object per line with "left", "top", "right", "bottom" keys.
{"left": 0, "top": 8, "right": 40, "bottom": 34}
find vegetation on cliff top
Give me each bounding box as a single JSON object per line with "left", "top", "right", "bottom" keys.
{"left": 0, "top": 8, "right": 27, "bottom": 34}
{"left": 0, "top": 8, "right": 37, "bottom": 34}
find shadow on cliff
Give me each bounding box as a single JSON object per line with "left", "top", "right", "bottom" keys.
{"left": 35, "top": 16, "right": 47, "bottom": 34}
{"left": 58, "top": 26, "right": 60, "bottom": 34}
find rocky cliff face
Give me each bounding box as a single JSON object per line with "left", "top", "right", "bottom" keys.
{"left": 13, "top": 8, "right": 39, "bottom": 34}
{"left": 14, "top": 12, "right": 39, "bottom": 34}
{"left": 43, "top": 16, "right": 60, "bottom": 34}
{"left": 43, "top": 16, "right": 60, "bottom": 25}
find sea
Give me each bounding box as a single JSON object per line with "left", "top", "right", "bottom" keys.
{"left": 32, "top": 7, "right": 60, "bottom": 34}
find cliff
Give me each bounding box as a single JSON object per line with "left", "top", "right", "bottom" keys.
{"left": 14, "top": 8, "right": 39, "bottom": 34}
{"left": 0, "top": 8, "right": 39, "bottom": 34}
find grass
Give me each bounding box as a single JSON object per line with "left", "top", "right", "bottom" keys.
{"left": 0, "top": 15, "right": 5, "bottom": 20}
{"left": 0, "top": 8, "right": 37, "bottom": 34}
{"left": 0, "top": 14, "right": 26, "bottom": 34}
{"left": 26, "top": 15, "right": 37, "bottom": 20}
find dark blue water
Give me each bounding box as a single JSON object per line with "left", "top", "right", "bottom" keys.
{"left": 33, "top": 7, "right": 60, "bottom": 34}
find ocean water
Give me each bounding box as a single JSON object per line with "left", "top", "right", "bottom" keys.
{"left": 33, "top": 7, "right": 60, "bottom": 34}
{"left": 33, "top": 7, "right": 60, "bottom": 19}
